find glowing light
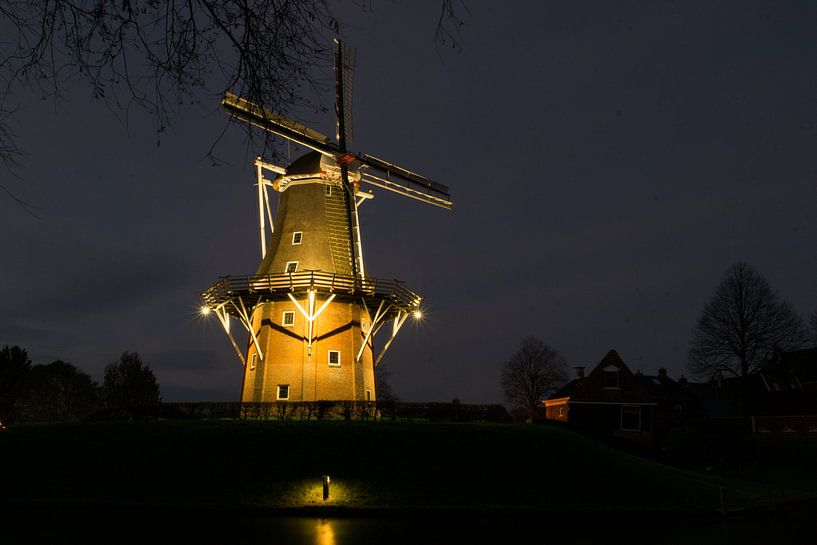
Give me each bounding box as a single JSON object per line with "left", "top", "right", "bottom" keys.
{"left": 412, "top": 309, "right": 423, "bottom": 320}
{"left": 200, "top": 306, "right": 211, "bottom": 316}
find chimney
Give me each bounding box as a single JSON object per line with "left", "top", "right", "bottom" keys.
{"left": 658, "top": 368, "right": 667, "bottom": 379}
{"left": 575, "top": 366, "right": 585, "bottom": 379}
{"left": 678, "top": 374, "right": 688, "bottom": 385}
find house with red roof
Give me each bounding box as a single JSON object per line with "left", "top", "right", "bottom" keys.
{"left": 543, "top": 350, "right": 699, "bottom": 446}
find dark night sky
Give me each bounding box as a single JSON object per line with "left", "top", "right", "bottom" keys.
{"left": 2, "top": 2, "right": 816, "bottom": 404}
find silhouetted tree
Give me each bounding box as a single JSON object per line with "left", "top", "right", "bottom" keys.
{"left": 375, "top": 363, "right": 397, "bottom": 402}
{"left": 809, "top": 310, "right": 817, "bottom": 345}
{"left": 688, "top": 262, "right": 806, "bottom": 382}
{"left": 102, "top": 352, "right": 161, "bottom": 408}
{"left": 0, "top": 345, "right": 32, "bottom": 423}
{"left": 501, "top": 337, "right": 568, "bottom": 421}
{"left": 0, "top": 1, "right": 464, "bottom": 194}
{"left": 15, "top": 360, "right": 99, "bottom": 422}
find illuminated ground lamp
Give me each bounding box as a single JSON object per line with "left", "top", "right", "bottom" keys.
{"left": 322, "top": 475, "right": 331, "bottom": 501}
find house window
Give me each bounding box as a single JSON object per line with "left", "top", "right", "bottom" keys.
{"left": 328, "top": 350, "right": 341, "bottom": 367}
{"left": 558, "top": 406, "right": 565, "bottom": 418}
{"left": 249, "top": 353, "right": 256, "bottom": 371}
{"left": 292, "top": 232, "right": 303, "bottom": 245}
{"left": 277, "top": 384, "right": 289, "bottom": 400}
{"left": 621, "top": 406, "right": 641, "bottom": 431}
{"left": 604, "top": 370, "right": 619, "bottom": 389}
{"left": 285, "top": 261, "right": 298, "bottom": 273}
{"left": 282, "top": 311, "right": 295, "bottom": 327}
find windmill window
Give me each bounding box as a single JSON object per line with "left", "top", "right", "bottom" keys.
{"left": 292, "top": 232, "right": 303, "bottom": 245}
{"left": 325, "top": 184, "right": 332, "bottom": 196}
{"left": 282, "top": 311, "right": 295, "bottom": 327}
{"left": 328, "top": 350, "right": 341, "bottom": 367}
{"left": 366, "top": 390, "right": 372, "bottom": 401}
{"left": 621, "top": 406, "right": 641, "bottom": 431}
{"left": 277, "top": 385, "right": 289, "bottom": 400}
{"left": 285, "top": 261, "right": 298, "bottom": 274}
{"left": 249, "top": 354, "right": 256, "bottom": 371}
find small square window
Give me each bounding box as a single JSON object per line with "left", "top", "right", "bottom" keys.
{"left": 249, "top": 353, "right": 256, "bottom": 371}
{"left": 292, "top": 232, "right": 303, "bottom": 245}
{"left": 328, "top": 350, "right": 341, "bottom": 367}
{"left": 282, "top": 311, "right": 295, "bottom": 327}
{"left": 277, "top": 384, "right": 289, "bottom": 400}
{"left": 285, "top": 261, "right": 298, "bottom": 273}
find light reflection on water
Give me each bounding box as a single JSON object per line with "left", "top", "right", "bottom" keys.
{"left": 1, "top": 508, "right": 816, "bottom": 544}
{"left": 316, "top": 519, "right": 336, "bottom": 545}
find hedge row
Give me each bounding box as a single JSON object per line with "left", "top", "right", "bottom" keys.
{"left": 87, "top": 400, "right": 511, "bottom": 423}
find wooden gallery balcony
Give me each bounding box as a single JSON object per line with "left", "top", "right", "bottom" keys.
{"left": 201, "top": 270, "right": 422, "bottom": 318}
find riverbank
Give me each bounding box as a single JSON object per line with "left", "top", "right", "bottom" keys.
{"left": 0, "top": 420, "right": 795, "bottom": 514}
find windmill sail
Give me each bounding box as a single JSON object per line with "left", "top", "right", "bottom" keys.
{"left": 222, "top": 92, "right": 336, "bottom": 157}
{"left": 358, "top": 154, "right": 452, "bottom": 209}
{"left": 335, "top": 41, "right": 356, "bottom": 145}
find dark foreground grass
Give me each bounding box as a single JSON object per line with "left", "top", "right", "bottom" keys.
{"left": 0, "top": 420, "right": 773, "bottom": 513}
{"left": 730, "top": 438, "right": 817, "bottom": 500}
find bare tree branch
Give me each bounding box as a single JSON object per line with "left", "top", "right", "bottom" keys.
{"left": 809, "top": 310, "right": 817, "bottom": 346}
{"left": 0, "top": 1, "right": 464, "bottom": 205}
{"left": 433, "top": 0, "right": 467, "bottom": 56}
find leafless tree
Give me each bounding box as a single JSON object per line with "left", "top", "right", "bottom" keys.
{"left": 375, "top": 362, "right": 397, "bottom": 402}
{"left": 501, "top": 336, "right": 568, "bottom": 421}
{"left": 0, "top": 0, "right": 464, "bottom": 200}
{"left": 688, "top": 262, "right": 806, "bottom": 381}
{"left": 809, "top": 310, "right": 817, "bottom": 345}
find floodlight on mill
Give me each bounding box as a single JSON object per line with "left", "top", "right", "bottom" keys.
{"left": 200, "top": 40, "right": 452, "bottom": 402}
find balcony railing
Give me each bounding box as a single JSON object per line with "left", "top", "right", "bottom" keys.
{"left": 201, "top": 270, "right": 422, "bottom": 311}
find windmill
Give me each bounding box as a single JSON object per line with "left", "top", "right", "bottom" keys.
{"left": 201, "top": 39, "right": 451, "bottom": 402}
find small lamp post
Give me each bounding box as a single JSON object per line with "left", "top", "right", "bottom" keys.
{"left": 322, "top": 475, "right": 331, "bottom": 501}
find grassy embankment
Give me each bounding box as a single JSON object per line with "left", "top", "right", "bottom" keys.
{"left": 0, "top": 420, "right": 781, "bottom": 513}
{"left": 737, "top": 438, "right": 817, "bottom": 501}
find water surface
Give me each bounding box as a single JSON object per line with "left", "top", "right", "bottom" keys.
{"left": 2, "top": 508, "right": 815, "bottom": 544}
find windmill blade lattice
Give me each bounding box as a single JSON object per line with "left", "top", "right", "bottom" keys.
{"left": 335, "top": 41, "right": 356, "bottom": 145}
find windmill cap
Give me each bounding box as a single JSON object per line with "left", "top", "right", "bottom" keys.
{"left": 278, "top": 151, "right": 361, "bottom": 183}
